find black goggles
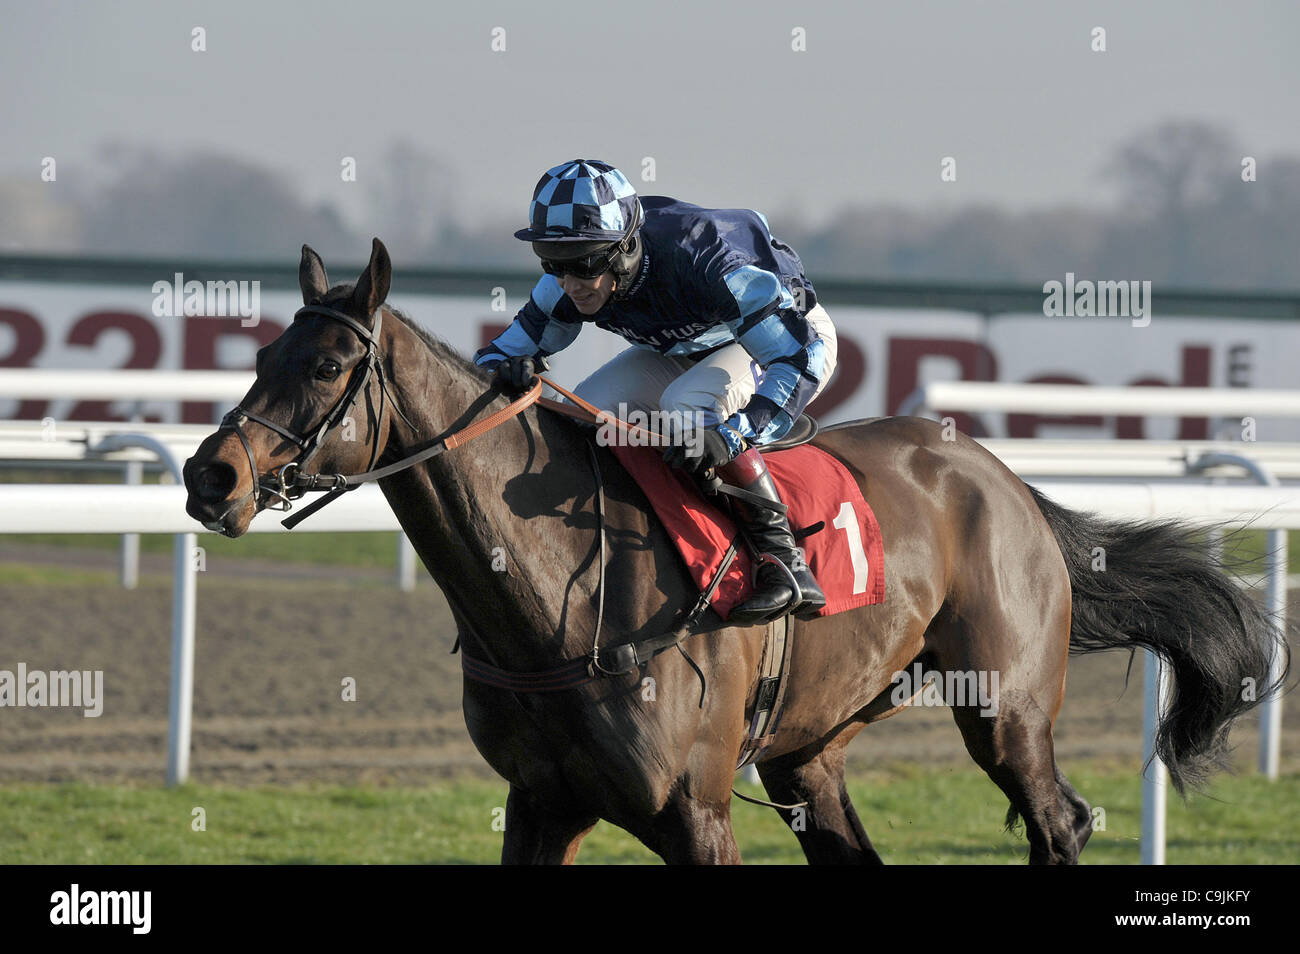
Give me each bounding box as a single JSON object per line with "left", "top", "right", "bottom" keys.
{"left": 540, "top": 247, "right": 619, "bottom": 280}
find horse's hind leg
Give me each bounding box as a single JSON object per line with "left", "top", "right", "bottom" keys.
{"left": 501, "top": 785, "right": 599, "bottom": 865}
{"left": 756, "top": 727, "right": 883, "bottom": 865}
{"left": 929, "top": 591, "right": 1083, "bottom": 864}
{"left": 928, "top": 491, "right": 1086, "bottom": 865}
{"left": 950, "top": 697, "right": 1082, "bottom": 864}
{"left": 1056, "top": 764, "right": 1095, "bottom": 856}
{"left": 936, "top": 625, "right": 1084, "bottom": 865}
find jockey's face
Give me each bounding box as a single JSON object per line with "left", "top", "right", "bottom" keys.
{"left": 559, "top": 271, "right": 617, "bottom": 315}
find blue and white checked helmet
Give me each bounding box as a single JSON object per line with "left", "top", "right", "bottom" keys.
{"left": 514, "top": 159, "right": 642, "bottom": 243}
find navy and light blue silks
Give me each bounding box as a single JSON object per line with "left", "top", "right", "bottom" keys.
{"left": 475, "top": 196, "right": 829, "bottom": 451}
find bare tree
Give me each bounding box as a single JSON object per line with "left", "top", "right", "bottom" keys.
{"left": 363, "top": 140, "right": 460, "bottom": 261}
{"left": 81, "top": 149, "right": 361, "bottom": 260}
{"left": 1102, "top": 120, "right": 1239, "bottom": 217}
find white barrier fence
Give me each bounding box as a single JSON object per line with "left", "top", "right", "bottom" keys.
{"left": 0, "top": 419, "right": 420, "bottom": 590}
{"left": 899, "top": 381, "right": 1300, "bottom": 420}
{"left": 979, "top": 439, "right": 1300, "bottom": 479}
{"left": 0, "top": 369, "right": 254, "bottom": 402}
{"left": 0, "top": 482, "right": 399, "bottom": 534}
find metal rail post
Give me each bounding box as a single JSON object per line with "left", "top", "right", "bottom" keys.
{"left": 1139, "top": 652, "right": 1170, "bottom": 865}
{"left": 93, "top": 433, "right": 196, "bottom": 786}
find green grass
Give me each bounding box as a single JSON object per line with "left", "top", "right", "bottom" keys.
{"left": 1215, "top": 527, "right": 1300, "bottom": 577}
{"left": 2, "top": 766, "right": 1295, "bottom": 864}
{"left": 0, "top": 563, "right": 121, "bottom": 587}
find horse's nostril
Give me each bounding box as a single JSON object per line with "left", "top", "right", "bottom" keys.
{"left": 195, "top": 463, "right": 237, "bottom": 501}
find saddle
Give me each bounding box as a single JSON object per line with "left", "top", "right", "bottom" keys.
{"left": 757, "top": 414, "right": 819, "bottom": 453}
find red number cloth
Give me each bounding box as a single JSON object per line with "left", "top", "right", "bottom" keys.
{"left": 610, "top": 443, "right": 886, "bottom": 620}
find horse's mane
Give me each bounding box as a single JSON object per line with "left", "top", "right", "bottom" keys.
{"left": 318, "top": 285, "right": 591, "bottom": 441}
{"left": 317, "top": 282, "right": 489, "bottom": 381}
{"left": 388, "top": 305, "right": 491, "bottom": 382}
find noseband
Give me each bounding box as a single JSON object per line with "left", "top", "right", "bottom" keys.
{"left": 220, "top": 303, "right": 394, "bottom": 511}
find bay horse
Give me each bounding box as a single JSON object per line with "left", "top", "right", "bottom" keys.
{"left": 183, "top": 239, "right": 1287, "bottom": 864}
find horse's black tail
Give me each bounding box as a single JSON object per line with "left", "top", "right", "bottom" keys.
{"left": 1026, "top": 484, "right": 1290, "bottom": 794}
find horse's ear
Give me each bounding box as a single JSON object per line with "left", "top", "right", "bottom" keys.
{"left": 352, "top": 238, "right": 391, "bottom": 324}
{"left": 299, "top": 245, "right": 330, "bottom": 305}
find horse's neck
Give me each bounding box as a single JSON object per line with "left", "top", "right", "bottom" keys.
{"left": 376, "top": 316, "right": 594, "bottom": 668}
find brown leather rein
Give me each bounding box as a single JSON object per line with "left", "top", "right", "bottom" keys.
{"left": 218, "top": 301, "right": 651, "bottom": 528}
{"left": 219, "top": 304, "right": 717, "bottom": 681}
{"left": 272, "top": 369, "right": 661, "bottom": 529}
{"left": 221, "top": 305, "right": 725, "bottom": 663}
{"left": 264, "top": 357, "right": 732, "bottom": 691}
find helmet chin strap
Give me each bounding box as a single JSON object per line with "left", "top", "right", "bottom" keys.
{"left": 607, "top": 198, "right": 645, "bottom": 300}
{"left": 611, "top": 235, "right": 645, "bottom": 300}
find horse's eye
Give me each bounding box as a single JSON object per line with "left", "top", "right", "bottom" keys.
{"left": 316, "top": 360, "right": 342, "bottom": 381}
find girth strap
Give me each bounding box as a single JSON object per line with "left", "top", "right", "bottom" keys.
{"left": 459, "top": 541, "right": 739, "bottom": 691}
{"left": 736, "top": 613, "right": 794, "bottom": 769}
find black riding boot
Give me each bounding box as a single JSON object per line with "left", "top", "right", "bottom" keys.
{"left": 717, "top": 448, "right": 827, "bottom": 624}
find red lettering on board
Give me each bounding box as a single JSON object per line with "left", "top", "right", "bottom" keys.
{"left": 182, "top": 318, "right": 285, "bottom": 423}
{"left": 1007, "top": 375, "right": 1104, "bottom": 438}
{"left": 887, "top": 337, "right": 998, "bottom": 436}
{"left": 1114, "top": 346, "right": 1211, "bottom": 439}
{"left": 0, "top": 308, "right": 47, "bottom": 419}
{"left": 64, "top": 312, "right": 164, "bottom": 421}
{"left": 808, "top": 334, "right": 866, "bottom": 421}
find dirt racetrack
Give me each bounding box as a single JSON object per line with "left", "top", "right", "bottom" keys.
{"left": 1, "top": 542, "right": 1296, "bottom": 787}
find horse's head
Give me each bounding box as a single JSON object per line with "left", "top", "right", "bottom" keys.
{"left": 183, "top": 239, "right": 395, "bottom": 537}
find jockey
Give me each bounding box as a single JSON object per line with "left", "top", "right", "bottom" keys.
{"left": 475, "top": 159, "right": 837, "bottom": 624}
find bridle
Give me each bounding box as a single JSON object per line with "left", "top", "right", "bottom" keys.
{"left": 219, "top": 303, "right": 402, "bottom": 513}
{"left": 218, "top": 300, "right": 554, "bottom": 529}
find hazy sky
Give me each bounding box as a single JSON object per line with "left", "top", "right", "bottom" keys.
{"left": 4, "top": 0, "right": 1298, "bottom": 231}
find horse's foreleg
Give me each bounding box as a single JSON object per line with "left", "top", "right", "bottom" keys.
{"left": 501, "top": 785, "right": 599, "bottom": 865}
{"left": 756, "top": 730, "right": 884, "bottom": 865}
